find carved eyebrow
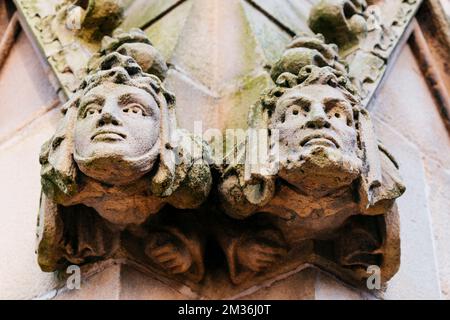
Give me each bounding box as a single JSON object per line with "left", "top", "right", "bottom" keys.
{"left": 323, "top": 98, "right": 352, "bottom": 112}
{"left": 293, "top": 96, "right": 312, "bottom": 106}
{"left": 118, "top": 93, "right": 139, "bottom": 104}
{"left": 78, "top": 95, "right": 104, "bottom": 115}
{"left": 118, "top": 93, "right": 155, "bottom": 114}
{"left": 281, "top": 96, "right": 312, "bottom": 108}
{"left": 80, "top": 94, "right": 104, "bottom": 107}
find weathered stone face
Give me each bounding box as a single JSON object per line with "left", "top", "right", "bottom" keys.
{"left": 74, "top": 83, "right": 161, "bottom": 185}
{"left": 272, "top": 84, "right": 361, "bottom": 194}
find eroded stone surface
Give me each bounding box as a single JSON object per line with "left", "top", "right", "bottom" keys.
{"left": 33, "top": 2, "right": 409, "bottom": 298}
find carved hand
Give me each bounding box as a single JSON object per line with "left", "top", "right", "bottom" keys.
{"left": 236, "top": 236, "right": 288, "bottom": 273}
{"left": 145, "top": 232, "right": 193, "bottom": 275}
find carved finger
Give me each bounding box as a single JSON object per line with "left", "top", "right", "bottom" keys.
{"left": 253, "top": 260, "right": 272, "bottom": 271}
{"left": 162, "top": 258, "right": 179, "bottom": 269}
{"left": 170, "top": 263, "right": 190, "bottom": 274}
{"left": 156, "top": 253, "right": 178, "bottom": 263}
{"left": 165, "top": 259, "right": 185, "bottom": 272}
{"left": 255, "top": 254, "right": 277, "bottom": 263}
{"left": 165, "top": 259, "right": 183, "bottom": 270}
{"left": 150, "top": 245, "right": 175, "bottom": 257}
{"left": 256, "top": 245, "right": 286, "bottom": 256}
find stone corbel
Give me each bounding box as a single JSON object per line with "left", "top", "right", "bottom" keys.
{"left": 37, "top": 31, "right": 213, "bottom": 282}
{"left": 217, "top": 32, "right": 405, "bottom": 288}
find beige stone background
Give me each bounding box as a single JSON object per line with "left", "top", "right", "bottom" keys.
{"left": 0, "top": 0, "right": 450, "bottom": 299}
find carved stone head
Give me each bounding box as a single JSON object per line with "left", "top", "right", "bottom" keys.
{"left": 41, "top": 52, "right": 182, "bottom": 208}
{"left": 74, "top": 54, "right": 168, "bottom": 185}
{"left": 38, "top": 44, "right": 213, "bottom": 273}
{"left": 264, "top": 66, "right": 362, "bottom": 195}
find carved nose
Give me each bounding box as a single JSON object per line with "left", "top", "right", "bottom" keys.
{"left": 305, "top": 107, "right": 330, "bottom": 129}
{"left": 97, "top": 111, "right": 121, "bottom": 127}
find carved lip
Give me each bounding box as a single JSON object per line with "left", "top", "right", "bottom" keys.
{"left": 300, "top": 134, "right": 339, "bottom": 148}
{"left": 91, "top": 130, "right": 127, "bottom": 141}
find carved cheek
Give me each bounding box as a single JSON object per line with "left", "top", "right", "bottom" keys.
{"left": 338, "top": 125, "right": 358, "bottom": 152}
{"left": 74, "top": 120, "right": 93, "bottom": 156}
{"left": 128, "top": 116, "right": 160, "bottom": 150}
{"left": 276, "top": 121, "right": 296, "bottom": 145}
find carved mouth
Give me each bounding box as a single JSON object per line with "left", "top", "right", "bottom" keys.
{"left": 300, "top": 134, "right": 339, "bottom": 149}
{"left": 91, "top": 130, "right": 127, "bottom": 142}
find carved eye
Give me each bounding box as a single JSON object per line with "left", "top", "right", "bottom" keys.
{"left": 330, "top": 108, "right": 353, "bottom": 127}
{"left": 286, "top": 105, "right": 301, "bottom": 119}
{"left": 331, "top": 109, "right": 346, "bottom": 121}
{"left": 285, "top": 104, "right": 309, "bottom": 121}
{"left": 123, "top": 103, "right": 147, "bottom": 116}
{"left": 83, "top": 104, "right": 101, "bottom": 118}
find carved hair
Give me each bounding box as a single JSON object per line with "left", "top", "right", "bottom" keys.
{"left": 270, "top": 32, "right": 347, "bottom": 82}
{"left": 262, "top": 65, "right": 359, "bottom": 113}
{"left": 79, "top": 51, "right": 175, "bottom": 110}
{"left": 100, "top": 28, "right": 153, "bottom": 55}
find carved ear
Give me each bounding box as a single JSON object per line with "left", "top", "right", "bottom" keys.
{"left": 357, "top": 109, "right": 405, "bottom": 214}
{"left": 150, "top": 93, "right": 177, "bottom": 197}
{"left": 40, "top": 98, "right": 79, "bottom": 201}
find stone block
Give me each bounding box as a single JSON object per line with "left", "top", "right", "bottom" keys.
{"left": 168, "top": 0, "right": 264, "bottom": 92}
{"left": 249, "top": 0, "right": 313, "bottom": 35}
{"left": 372, "top": 117, "right": 441, "bottom": 299}
{"left": 120, "top": 0, "right": 181, "bottom": 31}
{"left": 236, "top": 268, "right": 316, "bottom": 300}
{"left": 314, "top": 271, "right": 369, "bottom": 300}
{"left": 144, "top": 0, "right": 193, "bottom": 61}
{"left": 120, "top": 265, "right": 193, "bottom": 300}
{"left": 423, "top": 159, "right": 450, "bottom": 299}
{"left": 0, "top": 109, "right": 62, "bottom": 299}
{"left": 55, "top": 263, "right": 121, "bottom": 300}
